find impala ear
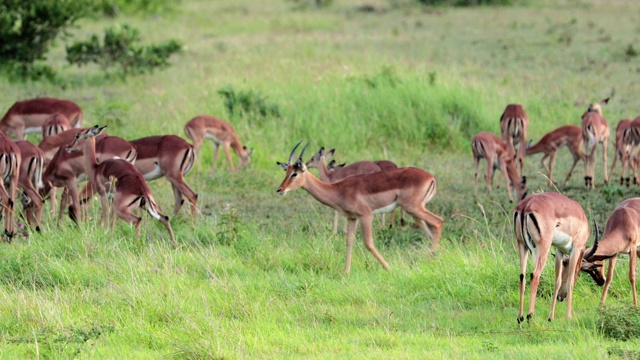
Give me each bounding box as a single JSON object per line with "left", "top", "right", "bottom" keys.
{"left": 247, "top": 148, "right": 254, "bottom": 156}
{"left": 327, "top": 149, "right": 335, "bottom": 158}
{"left": 277, "top": 161, "right": 288, "bottom": 171}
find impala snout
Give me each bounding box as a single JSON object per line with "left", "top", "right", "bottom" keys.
{"left": 276, "top": 187, "right": 287, "bottom": 195}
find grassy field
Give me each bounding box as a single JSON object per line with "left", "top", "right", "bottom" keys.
{"left": 1, "top": 0, "right": 640, "bottom": 358}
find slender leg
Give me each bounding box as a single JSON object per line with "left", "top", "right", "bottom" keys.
{"left": 600, "top": 256, "right": 617, "bottom": 307}
{"left": 630, "top": 248, "right": 637, "bottom": 307}
{"left": 344, "top": 218, "right": 357, "bottom": 274}
{"left": 359, "top": 214, "right": 390, "bottom": 271}
{"left": 223, "top": 144, "right": 236, "bottom": 172}
{"left": 549, "top": 249, "right": 563, "bottom": 321}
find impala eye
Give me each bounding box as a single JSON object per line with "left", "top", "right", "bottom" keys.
{"left": 291, "top": 172, "right": 297, "bottom": 178}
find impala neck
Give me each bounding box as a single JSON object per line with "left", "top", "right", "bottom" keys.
{"left": 82, "top": 136, "right": 99, "bottom": 180}
{"left": 316, "top": 156, "right": 332, "bottom": 182}
{"left": 301, "top": 171, "right": 340, "bottom": 209}
{"left": 593, "top": 229, "right": 632, "bottom": 259}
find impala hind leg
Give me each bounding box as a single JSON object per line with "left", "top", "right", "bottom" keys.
{"left": 344, "top": 218, "right": 358, "bottom": 274}
{"left": 630, "top": 247, "right": 637, "bottom": 307}
{"left": 359, "top": 215, "right": 390, "bottom": 271}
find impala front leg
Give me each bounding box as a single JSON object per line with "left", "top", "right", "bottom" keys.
{"left": 344, "top": 218, "right": 358, "bottom": 274}
{"left": 549, "top": 250, "right": 563, "bottom": 321}
{"left": 601, "top": 255, "right": 617, "bottom": 307}
{"left": 630, "top": 248, "right": 637, "bottom": 307}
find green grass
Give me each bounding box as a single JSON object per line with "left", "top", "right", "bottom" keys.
{"left": 2, "top": 0, "right": 640, "bottom": 358}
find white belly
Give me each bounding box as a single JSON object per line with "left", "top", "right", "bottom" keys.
{"left": 552, "top": 230, "right": 573, "bottom": 254}
{"left": 372, "top": 202, "right": 398, "bottom": 215}
{"left": 205, "top": 133, "right": 222, "bottom": 145}
{"left": 143, "top": 164, "right": 163, "bottom": 181}
{"left": 24, "top": 126, "right": 42, "bottom": 134}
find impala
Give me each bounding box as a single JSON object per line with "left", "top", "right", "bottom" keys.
{"left": 0, "top": 134, "right": 21, "bottom": 241}
{"left": 625, "top": 116, "right": 640, "bottom": 184}
{"left": 580, "top": 198, "right": 640, "bottom": 307}
{"left": 184, "top": 115, "right": 253, "bottom": 174}
{"left": 15, "top": 140, "right": 45, "bottom": 232}
{"left": 67, "top": 126, "right": 176, "bottom": 247}
{"left": 277, "top": 142, "right": 444, "bottom": 273}
{"left": 608, "top": 119, "right": 634, "bottom": 187}
{"left": 42, "top": 132, "right": 137, "bottom": 224}
{"left": 500, "top": 104, "right": 529, "bottom": 177}
{"left": 581, "top": 97, "right": 611, "bottom": 188}
{"left": 128, "top": 135, "right": 198, "bottom": 220}
{"left": 471, "top": 131, "right": 527, "bottom": 203}
{"left": 304, "top": 147, "right": 383, "bottom": 233}
{"left": 525, "top": 125, "right": 584, "bottom": 186}
{"left": 42, "top": 113, "right": 72, "bottom": 139}
{"left": 39, "top": 128, "right": 88, "bottom": 166}
{"left": 0, "top": 97, "right": 82, "bottom": 140}
{"left": 514, "top": 192, "right": 593, "bottom": 322}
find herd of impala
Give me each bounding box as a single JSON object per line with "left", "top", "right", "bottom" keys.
{"left": 1, "top": 94, "right": 639, "bottom": 324}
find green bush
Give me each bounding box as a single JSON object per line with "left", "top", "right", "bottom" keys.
{"left": 0, "top": 0, "right": 88, "bottom": 80}
{"left": 93, "top": 0, "right": 180, "bottom": 17}
{"left": 217, "top": 85, "right": 282, "bottom": 120}
{"left": 598, "top": 305, "right": 640, "bottom": 341}
{"left": 66, "top": 24, "right": 182, "bottom": 78}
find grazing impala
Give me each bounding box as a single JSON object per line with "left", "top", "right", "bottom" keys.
{"left": 0, "top": 97, "right": 82, "bottom": 140}
{"left": 525, "top": 125, "right": 584, "bottom": 186}
{"left": 625, "top": 116, "right": 640, "bottom": 184}
{"left": 305, "top": 147, "right": 383, "bottom": 233}
{"left": 472, "top": 132, "right": 527, "bottom": 203}
{"left": 42, "top": 114, "right": 72, "bottom": 139}
{"left": 581, "top": 97, "right": 611, "bottom": 188}
{"left": 500, "top": 104, "right": 529, "bottom": 177}
{"left": 184, "top": 115, "right": 253, "bottom": 174}
{"left": 42, "top": 132, "right": 137, "bottom": 224}
{"left": 67, "top": 126, "right": 176, "bottom": 247}
{"left": 129, "top": 135, "right": 198, "bottom": 220}
{"left": 277, "top": 142, "right": 444, "bottom": 273}
{"left": 608, "top": 119, "right": 634, "bottom": 187}
{"left": 514, "top": 192, "right": 594, "bottom": 322}
{"left": 0, "top": 134, "right": 21, "bottom": 241}
{"left": 15, "top": 140, "right": 45, "bottom": 232}
{"left": 580, "top": 198, "right": 640, "bottom": 307}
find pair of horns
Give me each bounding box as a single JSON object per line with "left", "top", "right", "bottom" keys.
{"left": 287, "top": 141, "right": 309, "bottom": 165}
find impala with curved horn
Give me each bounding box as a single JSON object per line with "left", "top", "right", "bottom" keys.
{"left": 276, "top": 142, "right": 444, "bottom": 273}
{"left": 580, "top": 198, "right": 640, "bottom": 307}
{"left": 513, "top": 192, "right": 593, "bottom": 323}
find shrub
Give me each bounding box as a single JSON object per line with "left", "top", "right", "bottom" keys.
{"left": 598, "top": 305, "right": 640, "bottom": 341}
{"left": 217, "top": 85, "right": 281, "bottom": 120}
{"left": 0, "top": 0, "right": 88, "bottom": 80}
{"left": 66, "top": 24, "right": 182, "bottom": 78}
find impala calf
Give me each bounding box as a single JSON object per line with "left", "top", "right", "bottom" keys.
{"left": 129, "top": 135, "right": 198, "bottom": 220}
{"left": 184, "top": 115, "right": 253, "bottom": 174}
{"left": 0, "top": 134, "right": 21, "bottom": 241}
{"left": 500, "top": 104, "right": 529, "bottom": 177}
{"left": 472, "top": 132, "right": 527, "bottom": 203}
{"left": 514, "top": 192, "right": 592, "bottom": 322}
{"left": 42, "top": 114, "right": 72, "bottom": 139}
{"left": 15, "top": 140, "right": 45, "bottom": 232}
{"left": 581, "top": 97, "right": 611, "bottom": 188}
{"left": 1, "top": 97, "right": 82, "bottom": 140}
{"left": 580, "top": 198, "right": 640, "bottom": 307}
{"left": 67, "top": 126, "right": 176, "bottom": 247}
{"left": 277, "top": 142, "right": 444, "bottom": 273}
{"left": 525, "top": 125, "right": 584, "bottom": 186}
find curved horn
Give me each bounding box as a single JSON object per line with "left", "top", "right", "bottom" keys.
{"left": 584, "top": 220, "right": 600, "bottom": 261}
{"left": 298, "top": 142, "right": 310, "bottom": 161}
{"left": 288, "top": 141, "right": 302, "bottom": 164}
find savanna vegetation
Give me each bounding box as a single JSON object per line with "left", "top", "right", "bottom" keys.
{"left": 1, "top": 0, "right": 640, "bottom": 358}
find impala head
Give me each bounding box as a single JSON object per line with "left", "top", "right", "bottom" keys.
{"left": 578, "top": 221, "right": 606, "bottom": 286}
{"left": 327, "top": 159, "right": 346, "bottom": 172}
{"left": 239, "top": 145, "right": 253, "bottom": 167}
{"left": 66, "top": 125, "right": 106, "bottom": 153}
{"left": 276, "top": 141, "right": 310, "bottom": 195}
{"left": 586, "top": 90, "right": 614, "bottom": 115}
{"left": 305, "top": 147, "right": 335, "bottom": 169}
{"left": 506, "top": 159, "right": 528, "bottom": 201}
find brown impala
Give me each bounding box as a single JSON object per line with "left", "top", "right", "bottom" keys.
{"left": 1, "top": 97, "right": 82, "bottom": 140}
{"left": 276, "top": 142, "right": 444, "bottom": 273}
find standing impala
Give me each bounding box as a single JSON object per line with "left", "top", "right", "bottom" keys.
{"left": 15, "top": 140, "right": 45, "bottom": 232}
{"left": 525, "top": 125, "right": 584, "bottom": 186}
{"left": 1, "top": 97, "right": 82, "bottom": 139}
{"left": 184, "top": 115, "right": 253, "bottom": 174}
{"left": 128, "top": 135, "right": 198, "bottom": 220}
{"left": 609, "top": 119, "right": 634, "bottom": 187}
{"left": 500, "top": 104, "right": 529, "bottom": 177}
{"left": 277, "top": 142, "right": 444, "bottom": 273}
{"left": 42, "top": 114, "right": 72, "bottom": 139}
{"left": 0, "top": 133, "right": 21, "bottom": 241}
{"left": 472, "top": 131, "right": 527, "bottom": 203}
{"left": 625, "top": 116, "right": 640, "bottom": 184}
{"left": 305, "top": 147, "right": 383, "bottom": 233}
{"left": 580, "top": 198, "right": 640, "bottom": 307}
{"left": 581, "top": 97, "right": 611, "bottom": 188}
{"left": 514, "top": 192, "right": 593, "bottom": 322}
{"left": 67, "top": 126, "right": 176, "bottom": 247}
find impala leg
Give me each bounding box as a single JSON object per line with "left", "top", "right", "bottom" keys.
{"left": 518, "top": 138, "right": 526, "bottom": 177}
{"left": 528, "top": 244, "right": 551, "bottom": 321}
{"left": 540, "top": 154, "right": 550, "bottom": 177}
{"left": 549, "top": 250, "right": 563, "bottom": 321}
{"left": 517, "top": 241, "right": 529, "bottom": 324}
{"left": 0, "top": 184, "right": 12, "bottom": 240}
{"left": 67, "top": 179, "right": 81, "bottom": 225}
{"left": 332, "top": 210, "right": 339, "bottom": 234}
{"left": 547, "top": 153, "right": 557, "bottom": 185}
{"left": 474, "top": 157, "right": 480, "bottom": 198}
{"left": 600, "top": 256, "right": 617, "bottom": 307}
{"left": 344, "top": 218, "right": 357, "bottom": 274}
{"left": 171, "top": 184, "right": 184, "bottom": 217}
{"left": 359, "top": 215, "right": 390, "bottom": 271}
{"left": 609, "top": 150, "right": 619, "bottom": 185}
{"left": 564, "top": 152, "right": 582, "bottom": 185}
{"left": 500, "top": 159, "right": 515, "bottom": 202}
{"left": 563, "top": 248, "right": 583, "bottom": 320}
{"left": 58, "top": 187, "right": 69, "bottom": 226}
{"left": 603, "top": 139, "right": 609, "bottom": 184}
{"left": 211, "top": 144, "right": 220, "bottom": 174}
{"left": 630, "top": 247, "right": 637, "bottom": 307}
{"left": 223, "top": 144, "right": 235, "bottom": 172}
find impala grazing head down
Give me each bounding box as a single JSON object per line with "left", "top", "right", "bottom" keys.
{"left": 525, "top": 125, "right": 584, "bottom": 186}
{"left": 0, "top": 133, "right": 21, "bottom": 241}
{"left": 513, "top": 192, "right": 594, "bottom": 323}
{"left": 499, "top": 104, "right": 529, "bottom": 177}
{"left": 580, "top": 198, "right": 640, "bottom": 307}
{"left": 0, "top": 97, "right": 82, "bottom": 140}
{"left": 276, "top": 142, "right": 444, "bottom": 273}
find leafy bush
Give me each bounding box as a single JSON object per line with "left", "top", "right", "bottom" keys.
{"left": 66, "top": 24, "right": 182, "bottom": 78}
{"left": 0, "top": 0, "right": 88, "bottom": 80}
{"left": 598, "top": 305, "right": 640, "bottom": 341}
{"left": 217, "top": 85, "right": 281, "bottom": 119}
